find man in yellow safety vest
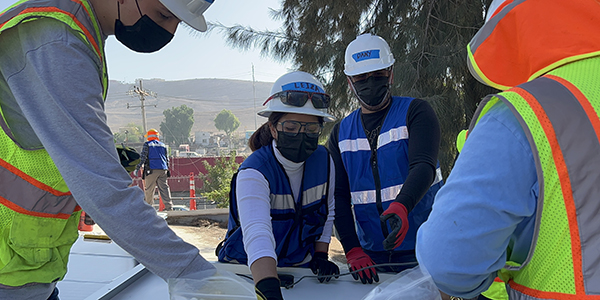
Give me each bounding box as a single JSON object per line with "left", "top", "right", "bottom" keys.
{"left": 417, "top": 0, "right": 600, "bottom": 299}
{"left": 0, "top": 0, "right": 218, "bottom": 299}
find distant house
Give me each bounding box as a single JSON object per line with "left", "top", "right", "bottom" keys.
{"left": 195, "top": 131, "right": 211, "bottom": 147}
{"left": 245, "top": 130, "right": 255, "bottom": 142}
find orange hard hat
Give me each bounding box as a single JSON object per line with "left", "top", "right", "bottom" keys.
{"left": 146, "top": 129, "right": 159, "bottom": 141}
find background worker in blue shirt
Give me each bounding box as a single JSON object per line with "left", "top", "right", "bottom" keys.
{"left": 136, "top": 128, "right": 174, "bottom": 211}
{"left": 327, "top": 33, "right": 443, "bottom": 284}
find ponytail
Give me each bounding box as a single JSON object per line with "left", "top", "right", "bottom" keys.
{"left": 248, "top": 112, "right": 285, "bottom": 151}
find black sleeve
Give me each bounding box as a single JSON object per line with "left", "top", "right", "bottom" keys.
{"left": 395, "top": 99, "right": 441, "bottom": 212}
{"left": 326, "top": 123, "right": 362, "bottom": 253}
{"left": 137, "top": 143, "right": 149, "bottom": 170}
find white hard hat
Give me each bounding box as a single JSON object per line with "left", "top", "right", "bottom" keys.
{"left": 258, "top": 71, "right": 336, "bottom": 122}
{"left": 159, "top": 0, "right": 213, "bottom": 32}
{"left": 344, "top": 33, "right": 395, "bottom": 76}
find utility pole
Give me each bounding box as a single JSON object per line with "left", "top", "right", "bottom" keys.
{"left": 127, "top": 79, "right": 156, "bottom": 134}
{"left": 252, "top": 63, "right": 257, "bottom": 130}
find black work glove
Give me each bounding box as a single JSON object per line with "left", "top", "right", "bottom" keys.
{"left": 255, "top": 277, "right": 283, "bottom": 300}
{"left": 83, "top": 212, "right": 95, "bottom": 225}
{"left": 309, "top": 251, "right": 340, "bottom": 283}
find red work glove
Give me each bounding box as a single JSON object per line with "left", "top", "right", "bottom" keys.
{"left": 345, "top": 247, "right": 379, "bottom": 284}
{"left": 380, "top": 202, "right": 409, "bottom": 251}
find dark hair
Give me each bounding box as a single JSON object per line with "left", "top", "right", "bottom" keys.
{"left": 248, "top": 112, "right": 285, "bottom": 151}
{"left": 248, "top": 113, "right": 325, "bottom": 152}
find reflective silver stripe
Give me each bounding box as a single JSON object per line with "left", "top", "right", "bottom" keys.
{"left": 433, "top": 167, "right": 443, "bottom": 185}
{"left": 339, "top": 138, "right": 370, "bottom": 153}
{"left": 351, "top": 167, "right": 442, "bottom": 205}
{"left": 506, "top": 285, "right": 542, "bottom": 300}
{"left": 377, "top": 126, "right": 409, "bottom": 148}
{"left": 468, "top": 0, "right": 527, "bottom": 53}
{"left": 0, "top": 165, "right": 77, "bottom": 215}
{"left": 519, "top": 77, "right": 600, "bottom": 293}
{"left": 270, "top": 182, "right": 328, "bottom": 210}
{"left": 339, "top": 125, "right": 409, "bottom": 153}
{"left": 269, "top": 193, "right": 295, "bottom": 210}
{"left": 351, "top": 185, "right": 400, "bottom": 205}
{"left": 302, "top": 182, "right": 327, "bottom": 206}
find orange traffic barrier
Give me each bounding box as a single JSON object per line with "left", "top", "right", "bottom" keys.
{"left": 78, "top": 211, "right": 94, "bottom": 231}
{"left": 189, "top": 172, "right": 197, "bottom": 210}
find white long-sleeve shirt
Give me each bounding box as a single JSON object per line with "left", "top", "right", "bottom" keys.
{"left": 237, "top": 140, "right": 336, "bottom": 268}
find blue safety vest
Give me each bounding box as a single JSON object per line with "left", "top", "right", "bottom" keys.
{"left": 218, "top": 144, "right": 330, "bottom": 266}
{"left": 146, "top": 140, "right": 168, "bottom": 170}
{"left": 338, "top": 96, "right": 443, "bottom": 252}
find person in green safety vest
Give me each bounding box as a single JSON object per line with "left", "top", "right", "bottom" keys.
{"left": 417, "top": 0, "right": 600, "bottom": 299}
{"left": 0, "top": 0, "right": 226, "bottom": 299}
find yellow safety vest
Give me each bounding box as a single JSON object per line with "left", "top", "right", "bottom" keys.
{"left": 0, "top": 0, "right": 107, "bottom": 286}
{"left": 469, "top": 57, "right": 600, "bottom": 299}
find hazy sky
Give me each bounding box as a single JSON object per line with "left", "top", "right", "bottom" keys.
{"left": 105, "top": 0, "right": 292, "bottom": 84}
{"left": 0, "top": 0, "right": 292, "bottom": 83}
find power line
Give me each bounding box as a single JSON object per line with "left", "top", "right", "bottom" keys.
{"left": 126, "top": 79, "right": 157, "bottom": 134}
{"left": 252, "top": 63, "right": 257, "bottom": 130}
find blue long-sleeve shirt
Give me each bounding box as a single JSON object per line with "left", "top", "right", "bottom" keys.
{"left": 416, "top": 102, "right": 538, "bottom": 298}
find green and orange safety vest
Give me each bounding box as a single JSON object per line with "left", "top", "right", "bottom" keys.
{"left": 0, "top": 0, "right": 107, "bottom": 287}
{"left": 466, "top": 1, "right": 600, "bottom": 298}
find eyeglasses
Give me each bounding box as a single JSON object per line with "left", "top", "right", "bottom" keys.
{"left": 264, "top": 90, "right": 331, "bottom": 109}
{"left": 277, "top": 121, "right": 323, "bottom": 137}
{"left": 350, "top": 69, "right": 391, "bottom": 82}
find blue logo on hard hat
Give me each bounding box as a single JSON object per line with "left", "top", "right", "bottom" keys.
{"left": 282, "top": 82, "right": 325, "bottom": 93}
{"left": 352, "top": 50, "right": 380, "bottom": 62}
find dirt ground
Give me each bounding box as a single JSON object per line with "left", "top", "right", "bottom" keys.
{"left": 168, "top": 219, "right": 348, "bottom": 265}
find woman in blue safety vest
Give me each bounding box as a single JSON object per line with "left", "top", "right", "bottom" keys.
{"left": 217, "top": 71, "right": 339, "bottom": 300}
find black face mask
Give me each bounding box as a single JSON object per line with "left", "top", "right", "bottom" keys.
{"left": 114, "top": 1, "right": 174, "bottom": 53}
{"left": 353, "top": 76, "right": 390, "bottom": 109}
{"left": 276, "top": 132, "right": 319, "bottom": 163}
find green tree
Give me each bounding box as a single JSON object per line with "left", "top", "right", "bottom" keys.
{"left": 214, "top": 109, "right": 240, "bottom": 148}
{"left": 209, "top": 0, "right": 498, "bottom": 177}
{"left": 113, "top": 123, "right": 144, "bottom": 144}
{"left": 200, "top": 151, "right": 241, "bottom": 208}
{"left": 160, "top": 105, "right": 194, "bottom": 146}
{"left": 214, "top": 109, "right": 240, "bottom": 136}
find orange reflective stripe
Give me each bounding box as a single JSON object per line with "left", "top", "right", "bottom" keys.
{"left": 494, "top": 277, "right": 504, "bottom": 283}
{"left": 68, "top": 0, "right": 103, "bottom": 62}
{"left": 16, "top": 7, "right": 102, "bottom": 61}
{"left": 509, "top": 279, "right": 600, "bottom": 299}
{"left": 511, "top": 86, "right": 585, "bottom": 295}
{"left": 0, "top": 159, "right": 70, "bottom": 197}
{"left": 0, "top": 195, "right": 80, "bottom": 219}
